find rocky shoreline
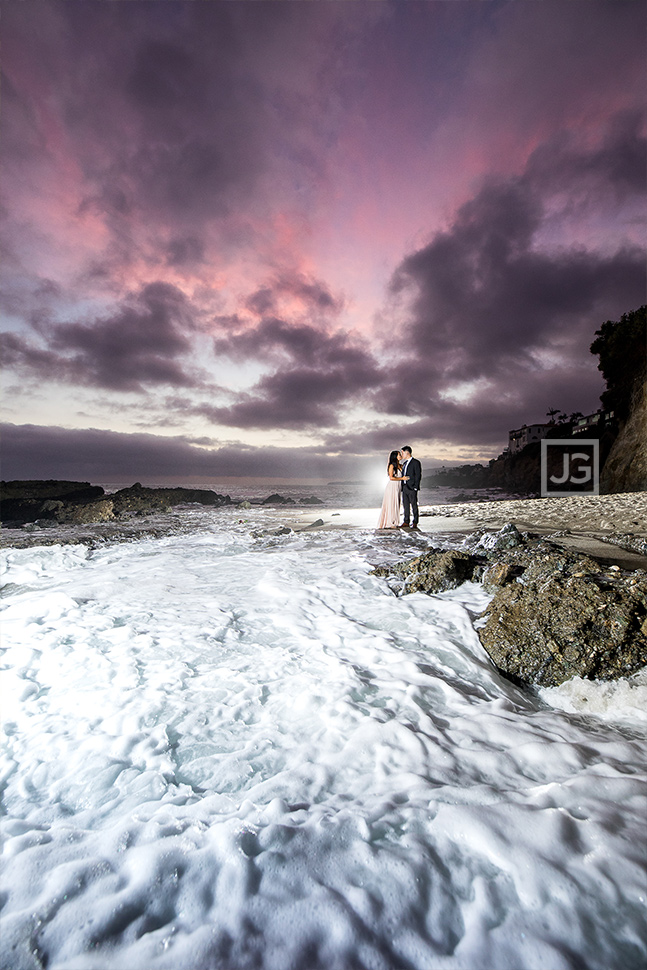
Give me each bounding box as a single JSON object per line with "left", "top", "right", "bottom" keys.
{"left": 3, "top": 480, "right": 646, "bottom": 690}
{"left": 373, "top": 523, "right": 647, "bottom": 687}
{"left": 0, "top": 479, "right": 324, "bottom": 540}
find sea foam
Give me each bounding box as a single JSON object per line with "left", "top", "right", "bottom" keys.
{"left": 1, "top": 508, "right": 645, "bottom": 970}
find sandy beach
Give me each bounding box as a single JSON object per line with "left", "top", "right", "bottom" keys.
{"left": 289, "top": 491, "right": 647, "bottom": 569}
{"left": 292, "top": 490, "right": 647, "bottom": 534}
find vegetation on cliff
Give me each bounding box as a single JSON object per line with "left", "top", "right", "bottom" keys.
{"left": 590, "top": 306, "right": 646, "bottom": 422}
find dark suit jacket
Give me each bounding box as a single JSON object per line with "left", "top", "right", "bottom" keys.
{"left": 402, "top": 457, "right": 421, "bottom": 491}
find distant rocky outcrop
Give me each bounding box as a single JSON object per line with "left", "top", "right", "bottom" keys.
{"left": 110, "top": 483, "right": 230, "bottom": 516}
{"left": 262, "top": 493, "right": 295, "bottom": 505}
{"left": 260, "top": 493, "right": 323, "bottom": 506}
{"left": 372, "top": 524, "right": 647, "bottom": 687}
{"left": 0, "top": 480, "right": 231, "bottom": 526}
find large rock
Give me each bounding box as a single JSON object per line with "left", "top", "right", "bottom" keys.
{"left": 1, "top": 480, "right": 105, "bottom": 524}
{"left": 262, "top": 493, "right": 295, "bottom": 505}
{"left": 478, "top": 553, "right": 647, "bottom": 686}
{"left": 111, "top": 484, "right": 231, "bottom": 516}
{"left": 58, "top": 499, "right": 115, "bottom": 524}
{"left": 372, "top": 549, "right": 481, "bottom": 594}
{"left": 372, "top": 524, "right": 647, "bottom": 686}
{"left": 0, "top": 480, "right": 231, "bottom": 526}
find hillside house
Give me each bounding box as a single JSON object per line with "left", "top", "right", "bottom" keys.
{"left": 508, "top": 423, "right": 552, "bottom": 454}
{"left": 572, "top": 409, "right": 615, "bottom": 433}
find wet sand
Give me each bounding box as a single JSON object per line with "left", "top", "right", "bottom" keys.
{"left": 293, "top": 491, "right": 646, "bottom": 534}
{"left": 290, "top": 491, "right": 647, "bottom": 569}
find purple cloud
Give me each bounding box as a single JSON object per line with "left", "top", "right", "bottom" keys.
{"left": 381, "top": 117, "right": 646, "bottom": 443}
{"left": 5, "top": 283, "right": 201, "bottom": 391}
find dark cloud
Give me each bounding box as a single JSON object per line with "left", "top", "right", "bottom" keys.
{"left": 383, "top": 118, "right": 646, "bottom": 445}
{"left": 5, "top": 283, "right": 200, "bottom": 391}
{"left": 322, "top": 356, "right": 606, "bottom": 458}
{"left": 209, "top": 309, "right": 382, "bottom": 428}
{"left": 204, "top": 273, "right": 369, "bottom": 429}
{"left": 2, "top": 1, "right": 343, "bottom": 236}
{"left": 0, "top": 423, "right": 370, "bottom": 483}
{"left": 525, "top": 110, "right": 647, "bottom": 204}
{"left": 245, "top": 288, "right": 276, "bottom": 318}
{"left": 1, "top": 332, "right": 63, "bottom": 376}
{"left": 166, "top": 236, "right": 205, "bottom": 267}
{"left": 244, "top": 273, "right": 344, "bottom": 318}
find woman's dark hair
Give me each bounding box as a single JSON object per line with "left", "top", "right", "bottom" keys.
{"left": 388, "top": 450, "right": 400, "bottom": 470}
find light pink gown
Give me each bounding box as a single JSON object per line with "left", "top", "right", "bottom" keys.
{"left": 377, "top": 475, "right": 402, "bottom": 528}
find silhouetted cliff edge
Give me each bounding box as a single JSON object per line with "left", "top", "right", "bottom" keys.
{"left": 594, "top": 307, "right": 647, "bottom": 493}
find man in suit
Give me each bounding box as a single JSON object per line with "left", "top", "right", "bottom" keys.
{"left": 399, "top": 446, "right": 422, "bottom": 529}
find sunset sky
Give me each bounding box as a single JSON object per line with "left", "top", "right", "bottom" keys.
{"left": 2, "top": 1, "right": 645, "bottom": 484}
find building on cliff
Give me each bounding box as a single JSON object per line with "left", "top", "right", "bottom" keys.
{"left": 508, "top": 409, "right": 616, "bottom": 455}
{"left": 508, "top": 423, "right": 552, "bottom": 454}
{"left": 572, "top": 409, "right": 616, "bottom": 434}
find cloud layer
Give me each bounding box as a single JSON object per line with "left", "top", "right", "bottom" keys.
{"left": 1, "top": 1, "right": 645, "bottom": 476}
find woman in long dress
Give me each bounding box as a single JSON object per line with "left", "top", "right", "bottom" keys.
{"left": 377, "top": 450, "right": 409, "bottom": 528}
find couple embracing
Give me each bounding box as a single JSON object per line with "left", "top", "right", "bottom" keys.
{"left": 376, "top": 446, "right": 422, "bottom": 530}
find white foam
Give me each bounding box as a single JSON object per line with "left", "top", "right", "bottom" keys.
{"left": 540, "top": 668, "right": 647, "bottom": 723}
{"left": 1, "top": 518, "right": 645, "bottom": 969}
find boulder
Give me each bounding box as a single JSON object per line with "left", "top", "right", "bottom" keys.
{"left": 262, "top": 493, "right": 295, "bottom": 505}
{"left": 475, "top": 522, "right": 524, "bottom": 552}
{"left": 482, "top": 562, "right": 519, "bottom": 590}
{"left": 58, "top": 499, "right": 115, "bottom": 524}
{"left": 372, "top": 524, "right": 647, "bottom": 686}
{"left": 111, "top": 484, "right": 230, "bottom": 516}
{"left": 372, "top": 549, "right": 481, "bottom": 594}
{"left": 478, "top": 555, "right": 647, "bottom": 686}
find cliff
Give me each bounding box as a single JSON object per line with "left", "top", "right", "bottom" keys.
{"left": 593, "top": 305, "right": 646, "bottom": 493}
{"left": 600, "top": 378, "right": 647, "bottom": 493}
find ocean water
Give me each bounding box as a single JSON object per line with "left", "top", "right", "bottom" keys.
{"left": 99, "top": 480, "right": 511, "bottom": 510}
{"left": 1, "top": 504, "right": 646, "bottom": 970}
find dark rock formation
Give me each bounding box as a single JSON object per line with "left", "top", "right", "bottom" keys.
{"left": 1, "top": 480, "right": 105, "bottom": 524}
{"left": 110, "top": 483, "right": 230, "bottom": 516}
{"left": 477, "top": 552, "right": 647, "bottom": 686}
{"left": 0, "top": 480, "right": 231, "bottom": 526}
{"left": 593, "top": 304, "right": 646, "bottom": 493}
{"left": 58, "top": 499, "right": 116, "bottom": 524}
{"left": 259, "top": 494, "right": 322, "bottom": 506}
{"left": 600, "top": 379, "right": 647, "bottom": 493}
{"left": 262, "top": 493, "right": 295, "bottom": 505}
{"left": 373, "top": 549, "right": 479, "bottom": 594}
{"left": 372, "top": 524, "right": 647, "bottom": 686}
